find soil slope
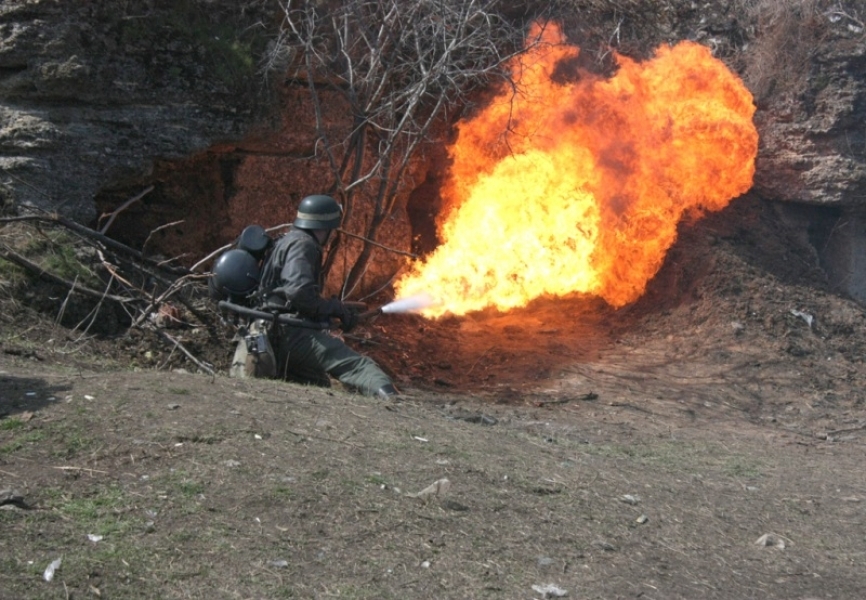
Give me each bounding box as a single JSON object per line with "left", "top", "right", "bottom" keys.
{"left": 2, "top": 194, "right": 866, "bottom": 599}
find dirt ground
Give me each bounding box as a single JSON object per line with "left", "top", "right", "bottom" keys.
{"left": 2, "top": 194, "right": 866, "bottom": 599}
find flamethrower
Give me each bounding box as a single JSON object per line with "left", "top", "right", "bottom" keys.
{"left": 218, "top": 294, "right": 437, "bottom": 379}
{"left": 218, "top": 293, "right": 437, "bottom": 328}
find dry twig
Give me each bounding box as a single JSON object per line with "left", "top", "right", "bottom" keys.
{"left": 151, "top": 327, "right": 216, "bottom": 377}
{"left": 274, "top": 0, "right": 533, "bottom": 293}
{"left": 98, "top": 185, "right": 154, "bottom": 234}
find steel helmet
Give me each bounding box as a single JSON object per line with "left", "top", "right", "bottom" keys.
{"left": 293, "top": 194, "right": 342, "bottom": 230}
{"left": 236, "top": 224, "right": 272, "bottom": 261}
{"left": 211, "top": 249, "right": 260, "bottom": 297}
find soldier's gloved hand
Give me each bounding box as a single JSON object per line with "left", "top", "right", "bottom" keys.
{"left": 319, "top": 297, "right": 343, "bottom": 320}
{"left": 339, "top": 304, "right": 359, "bottom": 333}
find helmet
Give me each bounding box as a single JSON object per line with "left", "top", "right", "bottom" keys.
{"left": 236, "top": 224, "right": 272, "bottom": 261}
{"left": 293, "top": 194, "right": 342, "bottom": 230}
{"left": 211, "top": 249, "right": 260, "bottom": 298}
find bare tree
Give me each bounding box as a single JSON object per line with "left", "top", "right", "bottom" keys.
{"left": 271, "top": 0, "right": 536, "bottom": 297}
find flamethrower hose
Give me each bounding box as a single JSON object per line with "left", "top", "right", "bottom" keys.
{"left": 218, "top": 301, "right": 329, "bottom": 330}
{"left": 358, "top": 308, "right": 383, "bottom": 320}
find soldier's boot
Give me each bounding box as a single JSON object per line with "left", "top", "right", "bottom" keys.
{"left": 376, "top": 383, "right": 399, "bottom": 399}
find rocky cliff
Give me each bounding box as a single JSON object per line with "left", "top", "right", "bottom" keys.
{"left": 0, "top": 0, "right": 275, "bottom": 223}
{"left": 746, "top": 6, "right": 866, "bottom": 206}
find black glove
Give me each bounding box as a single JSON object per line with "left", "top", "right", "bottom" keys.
{"left": 339, "top": 304, "right": 359, "bottom": 333}
{"left": 318, "top": 297, "right": 343, "bottom": 320}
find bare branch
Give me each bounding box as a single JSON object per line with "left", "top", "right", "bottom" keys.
{"left": 271, "top": 0, "right": 534, "bottom": 295}
{"left": 336, "top": 228, "right": 418, "bottom": 259}
{"left": 142, "top": 220, "right": 184, "bottom": 255}
{"left": 98, "top": 185, "right": 154, "bottom": 234}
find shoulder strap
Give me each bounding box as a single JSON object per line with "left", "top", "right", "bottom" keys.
{"left": 253, "top": 234, "right": 285, "bottom": 307}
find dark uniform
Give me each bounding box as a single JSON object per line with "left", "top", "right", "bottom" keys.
{"left": 263, "top": 227, "right": 395, "bottom": 396}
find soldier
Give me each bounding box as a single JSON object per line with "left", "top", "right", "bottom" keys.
{"left": 253, "top": 194, "right": 398, "bottom": 398}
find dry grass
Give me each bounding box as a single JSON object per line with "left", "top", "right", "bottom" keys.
{"left": 737, "top": 0, "right": 836, "bottom": 104}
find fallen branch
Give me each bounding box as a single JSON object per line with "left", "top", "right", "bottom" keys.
{"left": 466, "top": 346, "right": 494, "bottom": 376}
{"left": 0, "top": 244, "right": 132, "bottom": 304}
{"left": 2, "top": 211, "right": 225, "bottom": 376}
{"left": 52, "top": 466, "right": 108, "bottom": 475}
{"left": 96, "top": 250, "right": 139, "bottom": 291}
{"left": 825, "top": 423, "right": 866, "bottom": 437}
{"left": 132, "top": 273, "right": 199, "bottom": 328}
{"left": 0, "top": 213, "right": 189, "bottom": 276}
{"left": 533, "top": 392, "right": 599, "bottom": 406}
{"left": 151, "top": 327, "right": 215, "bottom": 377}
{"left": 285, "top": 427, "right": 366, "bottom": 448}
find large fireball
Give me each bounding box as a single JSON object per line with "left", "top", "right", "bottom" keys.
{"left": 396, "top": 22, "right": 758, "bottom": 317}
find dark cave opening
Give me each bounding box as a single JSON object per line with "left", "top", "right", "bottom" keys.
{"left": 774, "top": 201, "right": 866, "bottom": 306}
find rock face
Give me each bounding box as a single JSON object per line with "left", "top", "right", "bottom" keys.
{"left": 0, "top": 0, "right": 274, "bottom": 223}
{"left": 742, "top": 6, "right": 866, "bottom": 304}
{"left": 748, "top": 16, "right": 866, "bottom": 206}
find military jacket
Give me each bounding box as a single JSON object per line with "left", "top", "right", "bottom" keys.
{"left": 261, "top": 227, "right": 338, "bottom": 320}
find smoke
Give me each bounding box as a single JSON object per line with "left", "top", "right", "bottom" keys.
{"left": 380, "top": 293, "right": 439, "bottom": 314}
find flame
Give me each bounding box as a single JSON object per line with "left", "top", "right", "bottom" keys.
{"left": 396, "top": 22, "right": 758, "bottom": 317}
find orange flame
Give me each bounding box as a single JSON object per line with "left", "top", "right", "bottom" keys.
{"left": 396, "top": 22, "right": 758, "bottom": 317}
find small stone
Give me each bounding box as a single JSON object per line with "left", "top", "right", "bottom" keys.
{"left": 755, "top": 533, "right": 786, "bottom": 549}
{"left": 531, "top": 583, "right": 568, "bottom": 597}
{"left": 593, "top": 540, "right": 616, "bottom": 552}
{"left": 0, "top": 489, "right": 28, "bottom": 509}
